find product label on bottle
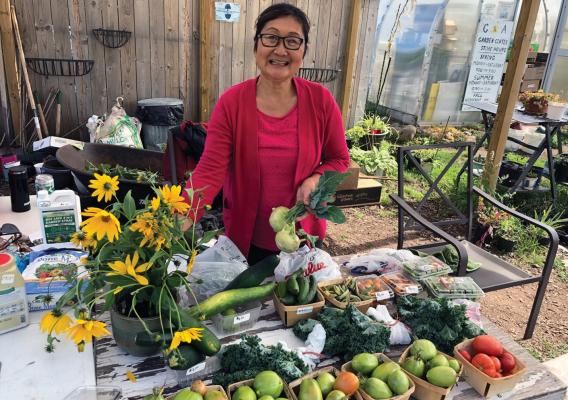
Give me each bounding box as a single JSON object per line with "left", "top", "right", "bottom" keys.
{"left": 234, "top": 313, "right": 250, "bottom": 324}
{"left": 1, "top": 274, "right": 14, "bottom": 285}
{"left": 42, "top": 209, "right": 77, "bottom": 243}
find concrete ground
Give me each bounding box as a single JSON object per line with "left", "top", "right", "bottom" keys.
{"left": 544, "top": 354, "right": 568, "bottom": 400}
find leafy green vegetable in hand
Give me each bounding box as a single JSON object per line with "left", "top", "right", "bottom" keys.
{"left": 212, "top": 334, "right": 308, "bottom": 387}
{"left": 397, "top": 296, "right": 484, "bottom": 354}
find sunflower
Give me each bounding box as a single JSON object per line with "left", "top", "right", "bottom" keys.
{"left": 107, "top": 251, "right": 152, "bottom": 285}
{"left": 70, "top": 230, "right": 98, "bottom": 249}
{"left": 39, "top": 311, "right": 73, "bottom": 334}
{"left": 130, "top": 212, "right": 158, "bottom": 247}
{"left": 168, "top": 327, "right": 204, "bottom": 351}
{"left": 159, "top": 185, "right": 189, "bottom": 214}
{"left": 150, "top": 196, "right": 161, "bottom": 211}
{"left": 88, "top": 173, "right": 119, "bottom": 202}
{"left": 67, "top": 319, "right": 110, "bottom": 344}
{"left": 81, "top": 207, "right": 122, "bottom": 242}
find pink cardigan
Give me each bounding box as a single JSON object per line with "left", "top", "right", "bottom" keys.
{"left": 186, "top": 77, "right": 350, "bottom": 257}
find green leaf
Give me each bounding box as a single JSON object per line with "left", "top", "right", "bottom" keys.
{"left": 102, "top": 291, "right": 116, "bottom": 312}
{"left": 309, "top": 171, "right": 350, "bottom": 210}
{"left": 105, "top": 274, "right": 137, "bottom": 287}
{"left": 123, "top": 190, "right": 136, "bottom": 220}
{"left": 324, "top": 206, "right": 346, "bottom": 224}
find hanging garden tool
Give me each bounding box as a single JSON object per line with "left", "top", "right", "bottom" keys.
{"left": 34, "top": 91, "right": 49, "bottom": 136}
{"left": 55, "top": 91, "right": 62, "bottom": 136}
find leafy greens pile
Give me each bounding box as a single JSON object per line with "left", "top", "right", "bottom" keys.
{"left": 397, "top": 296, "right": 484, "bottom": 354}
{"left": 212, "top": 334, "right": 308, "bottom": 387}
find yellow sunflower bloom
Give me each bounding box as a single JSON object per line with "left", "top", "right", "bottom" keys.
{"left": 88, "top": 173, "right": 119, "bottom": 202}
{"left": 126, "top": 370, "right": 137, "bottom": 383}
{"left": 39, "top": 311, "right": 72, "bottom": 334}
{"left": 70, "top": 230, "right": 98, "bottom": 249}
{"left": 66, "top": 319, "right": 110, "bottom": 344}
{"left": 159, "top": 185, "right": 189, "bottom": 214}
{"left": 168, "top": 327, "right": 204, "bottom": 351}
{"left": 150, "top": 196, "right": 160, "bottom": 211}
{"left": 130, "top": 212, "right": 157, "bottom": 247}
{"left": 81, "top": 207, "right": 122, "bottom": 242}
{"left": 107, "top": 251, "right": 152, "bottom": 285}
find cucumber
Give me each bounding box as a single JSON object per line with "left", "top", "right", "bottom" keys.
{"left": 296, "top": 276, "right": 310, "bottom": 304}
{"left": 287, "top": 276, "right": 300, "bottom": 295}
{"left": 188, "top": 282, "right": 275, "bottom": 320}
{"left": 280, "top": 294, "right": 297, "bottom": 305}
{"left": 276, "top": 281, "right": 288, "bottom": 298}
{"left": 135, "top": 331, "right": 172, "bottom": 347}
{"left": 175, "top": 309, "right": 221, "bottom": 356}
{"left": 167, "top": 344, "right": 206, "bottom": 370}
{"left": 299, "top": 275, "right": 318, "bottom": 305}
{"left": 224, "top": 254, "right": 279, "bottom": 290}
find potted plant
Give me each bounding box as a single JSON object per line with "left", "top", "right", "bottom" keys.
{"left": 522, "top": 170, "right": 541, "bottom": 190}
{"left": 530, "top": 206, "right": 568, "bottom": 245}
{"left": 519, "top": 90, "right": 561, "bottom": 115}
{"left": 355, "top": 114, "right": 392, "bottom": 149}
{"left": 546, "top": 97, "right": 568, "bottom": 120}
{"left": 554, "top": 153, "right": 568, "bottom": 183}
{"left": 493, "top": 215, "right": 521, "bottom": 252}
{"left": 349, "top": 141, "right": 397, "bottom": 177}
{"left": 345, "top": 125, "right": 367, "bottom": 149}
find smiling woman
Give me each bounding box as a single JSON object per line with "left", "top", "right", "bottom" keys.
{"left": 184, "top": 3, "right": 350, "bottom": 265}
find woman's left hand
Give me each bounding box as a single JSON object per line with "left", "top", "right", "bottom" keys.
{"left": 296, "top": 174, "right": 321, "bottom": 219}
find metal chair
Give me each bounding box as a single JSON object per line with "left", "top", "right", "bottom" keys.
{"left": 390, "top": 142, "right": 558, "bottom": 339}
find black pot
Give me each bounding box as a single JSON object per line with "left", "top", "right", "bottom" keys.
{"left": 41, "top": 156, "right": 74, "bottom": 190}
{"left": 493, "top": 235, "right": 516, "bottom": 252}
{"left": 499, "top": 161, "right": 522, "bottom": 187}
{"left": 555, "top": 162, "right": 568, "bottom": 183}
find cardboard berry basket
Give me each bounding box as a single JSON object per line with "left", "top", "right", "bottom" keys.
{"left": 398, "top": 345, "right": 463, "bottom": 400}
{"left": 317, "top": 278, "right": 374, "bottom": 314}
{"left": 166, "top": 385, "right": 228, "bottom": 399}
{"left": 454, "top": 338, "right": 527, "bottom": 398}
{"left": 287, "top": 366, "right": 363, "bottom": 400}
{"left": 341, "top": 353, "right": 415, "bottom": 400}
{"left": 272, "top": 290, "right": 325, "bottom": 327}
{"left": 227, "top": 376, "right": 293, "bottom": 400}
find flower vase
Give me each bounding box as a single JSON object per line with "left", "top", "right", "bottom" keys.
{"left": 110, "top": 308, "right": 162, "bottom": 356}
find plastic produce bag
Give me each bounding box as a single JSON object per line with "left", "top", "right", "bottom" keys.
{"left": 366, "top": 305, "right": 412, "bottom": 345}
{"left": 93, "top": 97, "right": 143, "bottom": 148}
{"left": 343, "top": 248, "right": 418, "bottom": 275}
{"left": 296, "top": 323, "right": 327, "bottom": 371}
{"left": 176, "top": 236, "right": 248, "bottom": 306}
{"left": 274, "top": 246, "right": 341, "bottom": 282}
{"left": 452, "top": 299, "right": 483, "bottom": 329}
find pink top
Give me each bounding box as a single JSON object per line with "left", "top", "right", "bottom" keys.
{"left": 252, "top": 106, "right": 299, "bottom": 250}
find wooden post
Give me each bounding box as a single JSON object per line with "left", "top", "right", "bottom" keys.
{"left": 199, "top": 0, "right": 212, "bottom": 122}
{"left": 340, "top": 0, "right": 361, "bottom": 125}
{"left": 0, "top": 0, "right": 21, "bottom": 140}
{"left": 482, "top": 0, "right": 541, "bottom": 190}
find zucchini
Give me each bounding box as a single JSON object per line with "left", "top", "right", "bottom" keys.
{"left": 276, "top": 281, "right": 288, "bottom": 298}
{"left": 287, "top": 276, "right": 300, "bottom": 295}
{"left": 280, "top": 294, "right": 297, "bottom": 305}
{"left": 167, "top": 344, "right": 206, "bottom": 370}
{"left": 224, "top": 254, "right": 279, "bottom": 290}
{"left": 135, "top": 331, "right": 172, "bottom": 347}
{"left": 188, "top": 282, "right": 276, "bottom": 320}
{"left": 295, "top": 276, "right": 310, "bottom": 304}
{"left": 175, "top": 308, "right": 221, "bottom": 356}
{"left": 299, "top": 275, "right": 317, "bottom": 305}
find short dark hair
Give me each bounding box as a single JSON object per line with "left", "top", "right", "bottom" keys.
{"left": 254, "top": 3, "right": 310, "bottom": 56}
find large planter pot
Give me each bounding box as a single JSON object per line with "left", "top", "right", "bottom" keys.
{"left": 493, "top": 235, "right": 515, "bottom": 253}
{"left": 546, "top": 101, "right": 568, "bottom": 120}
{"left": 522, "top": 98, "right": 548, "bottom": 115}
{"left": 554, "top": 160, "right": 568, "bottom": 183}
{"left": 110, "top": 308, "right": 162, "bottom": 356}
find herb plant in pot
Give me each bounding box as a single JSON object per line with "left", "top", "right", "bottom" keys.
{"left": 349, "top": 141, "right": 397, "bottom": 177}
{"left": 356, "top": 114, "right": 392, "bottom": 150}
{"left": 493, "top": 215, "right": 521, "bottom": 252}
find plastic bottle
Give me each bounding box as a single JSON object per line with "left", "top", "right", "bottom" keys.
{"left": 0, "top": 252, "right": 29, "bottom": 334}
{"left": 37, "top": 189, "right": 82, "bottom": 244}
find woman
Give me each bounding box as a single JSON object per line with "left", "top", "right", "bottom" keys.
{"left": 185, "top": 3, "right": 350, "bottom": 264}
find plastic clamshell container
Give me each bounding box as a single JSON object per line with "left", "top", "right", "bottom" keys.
{"left": 273, "top": 290, "right": 325, "bottom": 327}
{"left": 211, "top": 300, "right": 261, "bottom": 334}
{"left": 62, "top": 386, "right": 121, "bottom": 400}
{"left": 341, "top": 353, "right": 415, "bottom": 400}
{"left": 317, "top": 277, "right": 374, "bottom": 313}
{"left": 166, "top": 385, "right": 228, "bottom": 400}
{"left": 398, "top": 345, "right": 462, "bottom": 400}
{"left": 228, "top": 376, "right": 293, "bottom": 400}
{"left": 355, "top": 275, "right": 394, "bottom": 302}
{"left": 288, "top": 366, "right": 364, "bottom": 400}
{"left": 380, "top": 272, "right": 423, "bottom": 297}
{"left": 454, "top": 338, "right": 527, "bottom": 398}
{"left": 402, "top": 256, "right": 452, "bottom": 282}
{"left": 422, "top": 276, "right": 484, "bottom": 300}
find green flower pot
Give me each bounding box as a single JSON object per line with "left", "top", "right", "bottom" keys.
{"left": 110, "top": 308, "right": 162, "bottom": 356}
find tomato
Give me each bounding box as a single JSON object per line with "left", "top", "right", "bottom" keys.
{"left": 491, "top": 356, "right": 501, "bottom": 371}
{"left": 500, "top": 351, "right": 516, "bottom": 373}
{"left": 472, "top": 335, "right": 504, "bottom": 357}
{"left": 472, "top": 353, "right": 496, "bottom": 376}
{"left": 333, "top": 371, "right": 359, "bottom": 395}
{"left": 458, "top": 349, "right": 472, "bottom": 362}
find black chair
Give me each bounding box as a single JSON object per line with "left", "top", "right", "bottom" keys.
{"left": 390, "top": 142, "right": 558, "bottom": 339}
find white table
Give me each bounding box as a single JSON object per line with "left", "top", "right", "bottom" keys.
{"left": 0, "top": 195, "right": 96, "bottom": 400}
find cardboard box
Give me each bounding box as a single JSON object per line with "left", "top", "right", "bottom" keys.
{"left": 454, "top": 338, "right": 527, "bottom": 398}
{"left": 166, "top": 385, "right": 228, "bottom": 400}
{"left": 33, "top": 136, "right": 84, "bottom": 152}
{"left": 524, "top": 64, "right": 546, "bottom": 80}
{"left": 273, "top": 290, "right": 325, "bottom": 327}
{"left": 336, "top": 160, "right": 361, "bottom": 191}
{"left": 332, "top": 176, "right": 382, "bottom": 207}
{"left": 317, "top": 277, "right": 374, "bottom": 314}
{"left": 228, "top": 377, "right": 293, "bottom": 400}
{"left": 519, "top": 79, "right": 540, "bottom": 92}
{"left": 288, "top": 367, "right": 364, "bottom": 400}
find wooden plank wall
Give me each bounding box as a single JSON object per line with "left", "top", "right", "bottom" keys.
{"left": 5, "top": 0, "right": 379, "bottom": 140}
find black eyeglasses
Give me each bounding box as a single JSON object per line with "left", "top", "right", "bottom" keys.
{"left": 0, "top": 223, "right": 22, "bottom": 251}
{"left": 257, "top": 33, "right": 304, "bottom": 50}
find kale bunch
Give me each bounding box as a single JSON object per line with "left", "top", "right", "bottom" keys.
{"left": 293, "top": 318, "right": 319, "bottom": 341}
{"left": 212, "top": 334, "right": 308, "bottom": 387}
{"left": 397, "top": 296, "right": 485, "bottom": 354}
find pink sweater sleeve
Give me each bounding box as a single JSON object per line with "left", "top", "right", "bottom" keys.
{"left": 313, "top": 90, "right": 350, "bottom": 175}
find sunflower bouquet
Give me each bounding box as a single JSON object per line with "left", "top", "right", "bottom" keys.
{"left": 39, "top": 173, "right": 217, "bottom": 363}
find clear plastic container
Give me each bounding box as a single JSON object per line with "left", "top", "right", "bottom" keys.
{"left": 211, "top": 301, "right": 261, "bottom": 334}
{"left": 63, "top": 386, "right": 121, "bottom": 400}
{"left": 402, "top": 256, "right": 452, "bottom": 281}
{"left": 380, "top": 272, "right": 423, "bottom": 297}
{"left": 423, "top": 276, "right": 484, "bottom": 300}
{"left": 355, "top": 275, "right": 394, "bottom": 302}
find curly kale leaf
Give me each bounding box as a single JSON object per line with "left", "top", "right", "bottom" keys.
{"left": 293, "top": 319, "right": 318, "bottom": 341}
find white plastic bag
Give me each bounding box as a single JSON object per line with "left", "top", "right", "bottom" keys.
{"left": 94, "top": 97, "right": 143, "bottom": 148}
{"left": 367, "top": 305, "right": 412, "bottom": 345}
{"left": 344, "top": 248, "right": 418, "bottom": 275}
{"left": 274, "top": 246, "right": 341, "bottom": 282}
{"left": 296, "top": 323, "right": 327, "bottom": 371}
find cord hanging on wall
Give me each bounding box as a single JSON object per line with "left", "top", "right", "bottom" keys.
{"left": 92, "top": 28, "right": 132, "bottom": 48}
{"left": 26, "top": 58, "right": 94, "bottom": 77}
{"left": 298, "top": 68, "right": 341, "bottom": 83}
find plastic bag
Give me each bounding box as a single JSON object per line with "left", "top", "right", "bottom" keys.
{"left": 176, "top": 236, "right": 248, "bottom": 306}
{"left": 296, "top": 323, "right": 326, "bottom": 371}
{"left": 452, "top": 299, "right": 483, "bottom": 329}
{"left": 93, "top": 97, "right": 143, "bottom": 148}
{"left": 344, "top": 248, "right": 418, "bottom": 275}
{"left": 366, "top": 305, "right": 412, "bottom": 345}
{"left": 274, "top": 246, "right": 341, "bottom": 282}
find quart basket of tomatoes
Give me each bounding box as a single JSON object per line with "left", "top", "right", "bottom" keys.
{"left": 454, "top": 335, "right": 527, "bottom": 398}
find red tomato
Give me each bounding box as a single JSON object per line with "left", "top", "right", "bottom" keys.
{"left": 458, "top": 349, "right": 472, "bottom": 362}
{"left": 472, "top": 335, "right": 504, "bottom": 357}
{"left": 472, "top": 353, "right": 496, "bottom": 376}
{"left": 500, "top": 351, "right": 516, "bottom": 373}
{"left": 491, "top": 356, "right": 501, "bottom": 371}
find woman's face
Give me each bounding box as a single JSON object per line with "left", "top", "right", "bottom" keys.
{"left": 255, "top": 16, "right": 305, "bottom": 84}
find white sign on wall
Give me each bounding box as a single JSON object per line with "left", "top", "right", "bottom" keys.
{"left": 215, "top": 2, "right": 240, "bottom": 22}
{"left": 462, "top": 19, "right": 513, "bottom": 111}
